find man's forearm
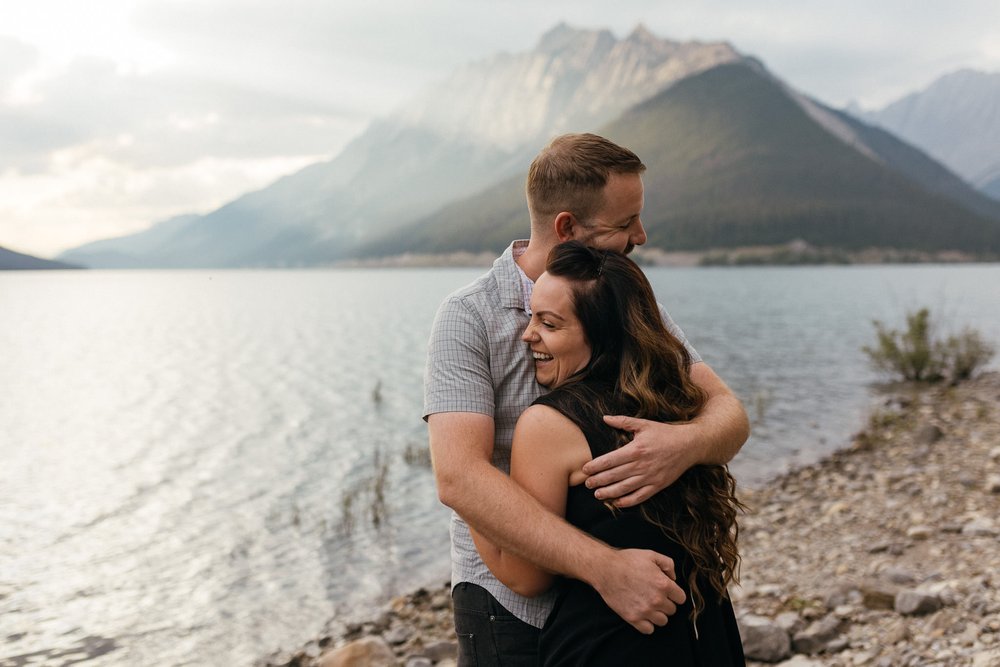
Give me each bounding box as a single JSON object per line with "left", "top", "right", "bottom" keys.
{"left": 446, "top": 457, "right": 610, "bottom": 583}
{"left": 688, "top": 363, "right": 749, "bottom": 465}
{"left": 691, "top": 391, "right": 749, "bottom": 465}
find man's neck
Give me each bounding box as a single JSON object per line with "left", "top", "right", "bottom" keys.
{"left": 514, "top": 238, "right": 552, "bottom": 282}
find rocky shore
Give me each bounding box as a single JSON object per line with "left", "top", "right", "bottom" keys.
{"left": 260, "top": 372, "right": 1000, "bottom": 667}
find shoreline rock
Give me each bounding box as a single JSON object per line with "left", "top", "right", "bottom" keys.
{"left": 735, "top": 372, "right": 1000, "bottom": 666}
{"left": 261, "top": 372, "right": 1000, "bottom": 667}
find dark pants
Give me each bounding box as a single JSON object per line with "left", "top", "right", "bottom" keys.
{"left": 452, "top": 582, "right": 540, "bottom": 667}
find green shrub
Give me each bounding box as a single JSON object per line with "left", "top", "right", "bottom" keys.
{"left": 862, "top": 308, "right": 994, "bottom": 383}
{"left": 943, "top": 327, "right": 996, "bottom": 381}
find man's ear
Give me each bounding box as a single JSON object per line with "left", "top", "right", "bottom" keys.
{"left": 553, "top": 212, "right": 576, "bottom": 241}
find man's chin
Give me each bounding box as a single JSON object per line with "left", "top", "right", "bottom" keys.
{"left": 624, "top": 244, "right": 634, "bottom": 255}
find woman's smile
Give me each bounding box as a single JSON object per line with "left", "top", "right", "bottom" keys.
{"left": 522, "top": 272, "right": 592, "bottom": 388}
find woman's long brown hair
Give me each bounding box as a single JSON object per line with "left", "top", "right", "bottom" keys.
{"left": 545, "top": 240, "right": 744, "bottom": 625}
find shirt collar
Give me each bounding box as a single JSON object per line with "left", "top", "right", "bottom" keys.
{"left": 495, "top": 239, "right": 532, "bottom": 311}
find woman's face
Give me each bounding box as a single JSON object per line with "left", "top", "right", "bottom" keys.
{"left": 522, "top": 272, "right": 592, "bottom": 388}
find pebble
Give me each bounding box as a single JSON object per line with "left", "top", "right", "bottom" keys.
{"left": 986, "top": 474, "right": 1000, "bottom": 494}
{"left": 895, "top": 590, "right": 943, "bottom": 615}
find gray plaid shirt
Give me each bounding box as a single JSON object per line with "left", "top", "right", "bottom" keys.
{"left": 423, "top": 240, "right": 700, "bottom": 627}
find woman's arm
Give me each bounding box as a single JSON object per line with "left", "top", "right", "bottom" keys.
{"left": 469, "top": 403, "right": 592, "bottom": 597}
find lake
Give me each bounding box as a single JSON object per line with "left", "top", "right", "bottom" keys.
{"left": 1, "top": 264, "right": 998, "bottom": 666}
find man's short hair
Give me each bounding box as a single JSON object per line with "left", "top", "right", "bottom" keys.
{"left": 526, "top": 133, "right": 646, "bottom": 224}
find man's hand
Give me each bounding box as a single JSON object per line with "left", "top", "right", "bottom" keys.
{"left": 582, "top": 416, "right": 696, "bottom": 508}
{"left": 583, "top": 363, "right": 750, "bottom": 508}
{"left": 589, "top": 548, "right": 687, "bottom": 634}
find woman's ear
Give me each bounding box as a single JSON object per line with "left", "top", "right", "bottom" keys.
{"left": 553, "top": 212, "right": 577, "bottom": 241}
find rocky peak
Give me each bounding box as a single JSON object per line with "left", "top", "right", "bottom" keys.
{"left": 860, "top": 67, "right": 1000, "bottom": 184}
{"left": 391, "top": 23, "right": 742, "bottom": 151}
{"left": 625, "top": 23, "right": 667, "bottom": 48}
{"left": 535, "top": 22, "right": 616, "bottom": 56}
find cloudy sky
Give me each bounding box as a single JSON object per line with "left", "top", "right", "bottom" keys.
{"left": 3, "top": 0, "right": 999, "bottom": 258}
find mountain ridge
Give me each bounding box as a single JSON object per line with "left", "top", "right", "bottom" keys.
{"left": 858, "top": 69, "right": 1000, "bottom": 198}
{"left": 0, "top": 246, "right": 83, "bottom": 270}
{"left": 360, "top": 62, "right": 1000, "bottom": 259}
{"left": 57, "top": 24, "right": 743, "bottom": 268}
{"left": 56, "top": 26, "right": 1000, "bottom": 268}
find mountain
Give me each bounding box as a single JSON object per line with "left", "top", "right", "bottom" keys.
{"left": 57, "top": 214, "right": 201, "bottom": 268}
{"left": 59, "top": 24, "right": 741, "bottom": 268}
{"left": 363, "top": 62, "right": 1000, "bottom": 258}
{"left": 0, "top": 246, "right": 82, "bottom": 270}
{"left": 858, "top": 69, "right": 1000, "bottom": 200}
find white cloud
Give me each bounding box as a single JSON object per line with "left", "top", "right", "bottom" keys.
{"left": 0, "top": 151, "right": 324, "bottom": 256}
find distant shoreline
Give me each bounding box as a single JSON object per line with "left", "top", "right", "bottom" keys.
{"left": 332, "top": 242, "right": 998, "bottom": 269}
{"left": 15, "top": 242, "right": 997, "bottom": 271}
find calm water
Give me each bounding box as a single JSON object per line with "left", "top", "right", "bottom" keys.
{"left": 1, "top": 265, "right": 998, "bottom": 666}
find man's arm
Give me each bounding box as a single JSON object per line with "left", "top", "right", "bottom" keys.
{"left": 582, "top": 362, "right": 749, "bottom": 507}
{"left": 467, "top": 405, "right": 581, "bottom": 598}
{"left": 429, "top": 410, "right": 685, "bottom": 633}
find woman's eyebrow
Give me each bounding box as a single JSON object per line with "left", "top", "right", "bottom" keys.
{"left": 534, "top": 309, "right": 566, "bottom": 321}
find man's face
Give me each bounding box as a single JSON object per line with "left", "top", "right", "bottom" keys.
{"left": 570, "top": 172, "right": 647, "bottom": 254}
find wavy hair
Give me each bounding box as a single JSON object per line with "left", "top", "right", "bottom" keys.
{"left": 544, "top": 240, "right": 744, "bottom": 624}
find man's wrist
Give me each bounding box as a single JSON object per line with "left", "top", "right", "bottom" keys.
{"left": 569, "top": 537, "right": 616, "bottom": 589}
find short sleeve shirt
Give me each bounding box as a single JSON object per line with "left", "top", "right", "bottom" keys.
{"left": 423, "top": 240, "right": 700, "bottom": 627}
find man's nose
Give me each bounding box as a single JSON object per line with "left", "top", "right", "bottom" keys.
{"left": 631, "top": 219, "right": 648, "bottom": 246}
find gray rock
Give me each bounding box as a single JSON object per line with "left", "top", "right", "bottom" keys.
{"left": 404, "top": 659, "right": 432, "bottom": 667}
{"left": 775, "top": 611, "right": 805, "bottom": 634}
{"left": 895, "top": 589, "right": 944, "bottom": 615}
{"left": 430, "top": 590, "right": 451, "bottom": 610}
{"left": 382, "top": 624, "right": 411, "bottom": 646}
{"left": 882, "top": 566, "right": 918, "bottom": 585}
{"left": 914, "top": 424, "right": 944, "bottom": 445}
{"left": 792, "top": 614, "right": 842, "bottom": 655}
{"left": 824, "top": 584, "right": 862, "bottom": 609}
{"left": 985, "top": 474, "right": 1000, "bottom": 494}
{"left": 826, "top": 636, "right": 850, "bottom": 653}
{"left": 962, "top": 518, "right": 999, "bottom": 537}
{"left": 422, "top": 640, "right": 458, "bottom": 662}
{"left": 739, "top": 614, "right": 791, "bottom": 662}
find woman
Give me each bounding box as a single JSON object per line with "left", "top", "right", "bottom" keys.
{"left": 470, "top": 241, "right": 745, "bottom": 665}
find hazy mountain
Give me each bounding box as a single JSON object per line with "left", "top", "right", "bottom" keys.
{"left": 858, "top": 69, "right": 1000, "bottom": 199}
{"left": 363, "top": 62, "right": 1000, "bottom": 258}
{"left": 58, "top": 214, "right": 201, "bottom": 268}
{"left": 0, "top": 246, "right": 82, "bottom": 270}
{"left": 59, "top": 24, "right": 740, "bottom": 268}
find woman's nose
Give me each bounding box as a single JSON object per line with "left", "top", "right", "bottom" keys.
{"left": 521, "top": 322, "right": 537, "bottom": 342}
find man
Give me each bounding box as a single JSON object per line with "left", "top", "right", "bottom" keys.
{"left": 424, "top": 133, "right": 749, "bottom": 666}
